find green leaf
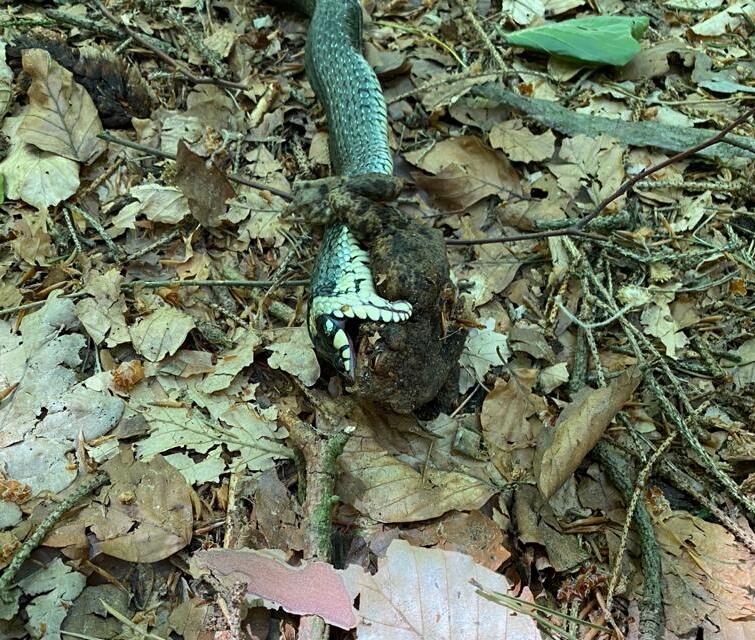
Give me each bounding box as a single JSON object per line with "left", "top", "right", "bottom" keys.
{"left": 505, "top": 16, "right": 650, "bottom": 67}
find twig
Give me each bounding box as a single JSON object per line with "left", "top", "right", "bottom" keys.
{"left": 592, "top": 441, "right": 665, "bottom": 640}
{"left": 0, "top": 472, "right": 109, "bottom": 601}
{"left": 461, "top": 1, "right": 506, "bottom": 71}
{"left": 279, "top": 410, "right": 350, "bottom": 640}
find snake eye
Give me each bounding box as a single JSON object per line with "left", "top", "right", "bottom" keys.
{"left": 310, "top": 315, "right": 355, "bottom": 378}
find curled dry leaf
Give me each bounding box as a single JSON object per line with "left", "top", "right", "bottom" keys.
{"left": 537, "top": 368, "right": 642, "bottom": 499}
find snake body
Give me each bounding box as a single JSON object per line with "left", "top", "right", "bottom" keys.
{"left": 295, "top": 0, "right": 413, "bottom": 376}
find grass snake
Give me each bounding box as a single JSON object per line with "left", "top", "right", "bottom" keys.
{"left": 287, "top": 0, "right": 414, "bottom": 377}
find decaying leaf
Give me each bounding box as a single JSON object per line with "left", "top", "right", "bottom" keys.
{"left": 537, "top": 368, "right": 641, "bottom": 499}
{"left": 193, "top": 549, "right": 358, "bottom": 630}
{"left": 19, "top": 49, "right": 106, "bottom": 164}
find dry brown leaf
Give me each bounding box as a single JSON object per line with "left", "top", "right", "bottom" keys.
{"left": 655, "top": 510, "right": 755, "bottom": 635}
{"left": 480, "top": 370, "right": 545, "bottom": 481}
{"left": 19, "top": 49, "right": 105, "bottom": 164}
{"left": 406, "top": 136, "right": 521, "bottom": 211}
{"left": 337, "top": 419, "right": 495, "bottom": 523}
{"left": 537, "top": 368, "right": 641, "bottom": 499}
{"left": 489, "top": 119, "right": 556, "bottom": 163}
{"left": 44, "top": 448, "right": 193, "bottom": 563}
{"left": 356, "top": 540, "right": 541, "bottom": 639}
{"left": 435, "top": 510, "right": 511, "bottom": 570}
{"left": 175, "top": 140, "right": 235, "bottom": 227}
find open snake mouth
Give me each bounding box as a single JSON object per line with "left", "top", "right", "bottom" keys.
{"left": 308, "top": 224, "right": 412, "bottom": 378}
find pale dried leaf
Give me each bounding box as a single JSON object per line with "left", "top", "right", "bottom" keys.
{"left": 164, "top": 451, "right": 227, "bottom": 484}
{"left": 729, "top": 338, "right": 755, "bottom": 389}
{"left": 75, "top": 269, "right": 130, "bottom": 347}
{"left": 0, "top": 116, "right": 79, "bottom": 211}
{"left": 0, "top": 298, "right": 124, "bottom": 495}
{"left": 480, "top": 371, "right": 544, "bottom": 479}
{"left": 198, "top": 331, "right": 260, "bottom": 393}
{"left": 641, "top": 301, "right": 687, "bottom": 359}
{"left": 0, "top": 42, "right": 14, "bottom": 119}
{"left": 265, "top": 326, "right": 320, "bottom": 387}
{"left": 458, "top": 318, "right": 510, "bottom": 393}
{"left": 537, "top": 368, "right": 641, "bottom": 499}
{"left": 129, "top": 305, "right": 195, "bottom": 362}
{"left": 489, "top": 120, "right": 556, "bottom": 162}
{"left": 406, "top": 136, "right": 521, "bottom": 211}
{"left": 19, "top": 49, "right": 105, "bottom": 164}
{"left": 690, "top": 0, "right": 755, "bottom": 36}
{"left": 18, "top": 558, "right": 86, "bottom": 640}
{"left": 131, "top": 184, "right": 191, "bottom": 224}
{"left": 356, "top": 540, "right": 541, "bottom": 639}
{"left": 502, "top": 0, "right": 545, "bottom": 26}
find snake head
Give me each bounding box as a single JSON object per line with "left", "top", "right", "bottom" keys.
{"left": 308, "top": 312, "right": 356, "bottom": 379}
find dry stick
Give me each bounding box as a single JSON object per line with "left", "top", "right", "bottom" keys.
{"left": 569, "top": 236, "right": 755, "bottom": 632}
{"left": 0, "top": 472, "right": 109, "bottom": 601}
{"left": 447, "top": 105, "right": 755, "bottom": 247}
{"left": 90, "top": 0, "right": 248, "bottom": 91}
{"left": 461, "top": 1, "right": 507, "bottom": 71}
{"left": 603, "top": 433, "right": 676, "bottom": 616}
{"left": 592, "top": 441, "right": 664, "bottom": 640}
{"left": 561, "top": 238, "right": 665, "bottom": 638}
{"left": 278, "top": 410, "right": 350, "bottom": 640}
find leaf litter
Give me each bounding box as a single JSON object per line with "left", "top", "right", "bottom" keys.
{"left": 0, "top": 0, "right": 754, "bottom": 638}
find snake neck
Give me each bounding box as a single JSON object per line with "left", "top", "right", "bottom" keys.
{"left": 304, "top": 0, "right": 393, "bottom": 176}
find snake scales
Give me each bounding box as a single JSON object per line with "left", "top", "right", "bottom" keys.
{"left": 286, "top": 0, "right": 467, "bottom": 412}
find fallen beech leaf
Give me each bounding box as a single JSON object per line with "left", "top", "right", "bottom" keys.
{"left": 94, "top": 448, "right": 193, "bottom": 562}
{"left": 537, "top": 368, "right": 641, "bottom": 499}
{"left": 0, "top": 116, "right": 79, "bottom": 211}
{"left": 407, "top": 136, "right": 521, "bottom": 211}
{"left": 19, "top": 49, "right": 105, "bottom": 164}
{"left": 356, "top": 540, "right": 541, "bottom": 639}
{"left": 265, "top": 326, "right": 320, "bottom": 387}
{"left": 129, "top": 304, "right": 195, "bottom": 362}
{"left": 337, "top": 417, "right": 495, "bottom": 523}
{"left": 489, "top": 119, "right": 556, "bottom": 163}
{"left": 175, "top": 141, "right": 235, "bottom": 227}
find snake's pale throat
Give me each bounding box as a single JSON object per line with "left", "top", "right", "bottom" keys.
{"left": 307, "top": 224, "right": 412, "bottom": 377}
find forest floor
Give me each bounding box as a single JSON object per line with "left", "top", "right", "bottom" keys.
{"left": 1, "top": 0, "right": 755, "bottom": 639}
